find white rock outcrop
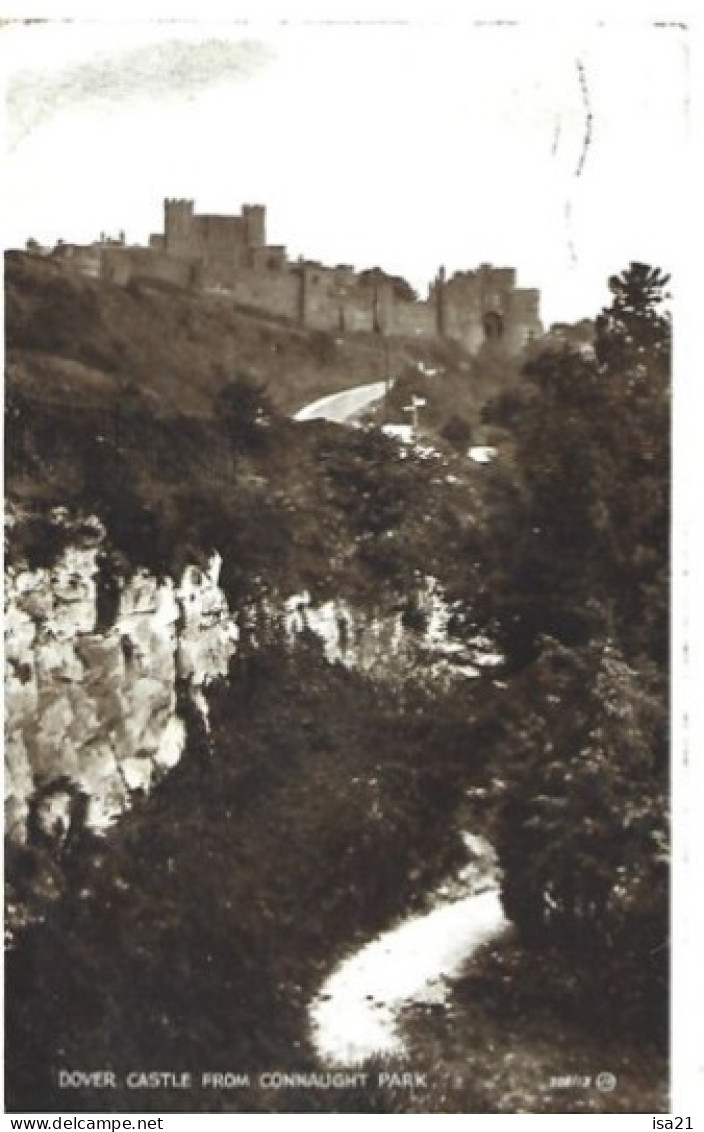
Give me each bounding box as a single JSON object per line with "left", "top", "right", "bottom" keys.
{"left": 5, "top": 534, "right": 491, "bottom": 848}
{"left": 5, "top": 547, "right": 238, "bottom": 843}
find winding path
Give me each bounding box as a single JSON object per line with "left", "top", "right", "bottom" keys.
{"left": 293, "top": 381, "right": 388, "bottom": 425}
{"left": 296, "top": 383, "right": 508, "bottom": 1067}
{"left": 309, "top": 888, "right": 508, "bottom": 1066}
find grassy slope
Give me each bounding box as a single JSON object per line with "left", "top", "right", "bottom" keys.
{"left": 5, "top": 251, "right": 492, "bottom": 609}
{"left": 397, "top": 935, "right": 667, "bottom": 1114}
{"left": 5, "top": 252, "right": 467, "bottom": 417}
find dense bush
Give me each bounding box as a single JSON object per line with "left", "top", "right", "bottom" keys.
{"left": 488, "top": 641, "right": 668, "bottom": 1032}
{"left": 472, "top": 263, "right": 670, "bottom": 671}
{"left": 5, "top": 646, "right": 473, "bottom": 1112}
{"left": 213, "top": 372, "right": 274, "bottom": 453}
{"left": 5, "top": 361, "right": 471, "bottom": 610}
{"left": 440, "top": 414, "right": 472, "bottom": 453}
{"left": 467, "top": 266, "right": 670, "bottom": 1040}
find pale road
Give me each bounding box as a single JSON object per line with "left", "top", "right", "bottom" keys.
{"left": 297, "top": 386, "right": 508, "bottom": 1067}
{"left": 293, "top": 381, "right": 388, "bottom": 425}
{"left": 309, "top": 888, "right": 509, "bottom": 1067}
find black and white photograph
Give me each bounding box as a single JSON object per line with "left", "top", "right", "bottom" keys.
{"left": 2, "top": 6, "right": 692, "bottom": 1116}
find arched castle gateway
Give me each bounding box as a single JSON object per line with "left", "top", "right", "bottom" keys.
{"left": 100, "top": 200, "right": 542, "bottom": 354}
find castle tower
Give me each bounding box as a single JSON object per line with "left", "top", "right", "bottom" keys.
{"left": 371, "top": 277, "right": 394, "bottom": 336}
{"left": 242, "top": 204, "right": 266, "bottom": 248}
{"left": 434, "top": 266, "right": 447, "bottom": 337}
{"left": 164, "top": 198, "right": 195, "bottom": 256}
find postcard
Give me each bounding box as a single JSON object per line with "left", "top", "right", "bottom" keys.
{"left": 3, "top": 8, "right": 692, "bottom": 1117}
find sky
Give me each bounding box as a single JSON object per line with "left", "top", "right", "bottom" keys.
{"left": 1, "top": 18, "right": 690, "bottom": 325}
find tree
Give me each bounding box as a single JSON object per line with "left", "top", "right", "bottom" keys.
{"left": 491, "top": 639, "right": 668, "bottom": 1033}
{"left": 440, "top": 413, "right": 472, "bottom": 453}
{"left": 595, "top": 262, "right": 671, "bottom": 376}
{"left": 467, "top": 265, "right": 671, "bottom": 1037}
{"left": 466, "top": 264, "right": 670, "bottom": 670}
{"left": 359, "top": 267, "right": 418, "bottom": 303}
{"left": 494, "top": 640, "right": 666, "bottom": 930}
{"left": 213, "top": 372, "right": 274, "bottom": 452}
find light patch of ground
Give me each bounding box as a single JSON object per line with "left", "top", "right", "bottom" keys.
{"left": 310, "top": 887, "right": 508, "bottom": 1066}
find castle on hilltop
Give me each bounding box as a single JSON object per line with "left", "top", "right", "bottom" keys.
{"left": 55, "top": 200, "right": 543, "bottom": 354}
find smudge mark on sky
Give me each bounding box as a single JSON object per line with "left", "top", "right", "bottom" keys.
{"left": 575, "top": 58, "right": 594, "bottom": 177}
{"left": 563, "top": 58, "right": 595, "bottom": 269}
{"left": 7, "top": 37, "right": 275, "bottom": 150}
{"left": 551, "top": 116, "right": 561, "bottom": 157}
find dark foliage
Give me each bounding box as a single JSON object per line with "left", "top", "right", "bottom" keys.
{"left": 464, "top": 262, "right": 670, "bottom": 671}
{"left": 358, "top": 268, "right": 418, "bottom": 303}
{"left": 5, "top": 648, "right": 473, "bottom": 1112}
{"left": 440, "top": 414, "right": 472, "bottom": 454}
{"left": 6, "top": 362, "right": 471, "bottom": 612}
{"left": 213, "top": 372, "right": 274, "bottom": 453}
{"left": 487, "top": 641, "right": 668, "bottom": 1034}
{"left": 463, "top": 265, "right": 671, "bottom": 1043}
{"left": 4, "top": 255, "right": 671, "bottom": 1111}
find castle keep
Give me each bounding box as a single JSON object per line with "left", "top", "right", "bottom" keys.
{"left": 96, "top": 200, "right": 542, "bottom": 354}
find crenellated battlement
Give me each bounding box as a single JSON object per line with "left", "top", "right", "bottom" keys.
{"left": 96, "top": 199, "right": 542, "bottom": 353}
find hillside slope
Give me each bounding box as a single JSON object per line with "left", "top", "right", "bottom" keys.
{"left": 5, "top": 252, "right": 470, "bottom": 417}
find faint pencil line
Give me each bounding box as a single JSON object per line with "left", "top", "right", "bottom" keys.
{"left": 575, "top": 57, "right": 593, "bottom": 178}
{"left": 551, "top": 116, "right": 561, "bottom": 157}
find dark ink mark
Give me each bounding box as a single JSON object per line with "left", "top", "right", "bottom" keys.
{"left": 575, "top": 58, "right": 593, "bottom": 178}
{"left": 551, "top": 116, "right": 561, "bottom": 157}
{"left": 564, "top": 57, "right": 594, "bottom": 267}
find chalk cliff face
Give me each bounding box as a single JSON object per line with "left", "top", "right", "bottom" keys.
{"left": 5, "top": 526, "right": 489, "bottom": 848}
{"left": 4, "top": 538, "right": 238, "bottom": 845}
{"left": 280, "top": 579, "right": 491, "bottom": 682}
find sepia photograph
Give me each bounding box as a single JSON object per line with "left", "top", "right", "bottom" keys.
{"left": 2, "top": 7, "right": 688, "bottom": 1115}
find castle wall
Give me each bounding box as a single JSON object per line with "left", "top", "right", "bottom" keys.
{"left": 199, "top": 258, "right": 239, "bottom": 289}
{"left": 101, "top": 247, "right": 200, "bottom": 290}
{"left": 298, "top": 267, "right": 397, "bottom": 336}
{"left": 299, "top": 265, "right": 337, "bottom": 330}
{"left": 373, "top": 280, "right": 395, "bottom": 336}
{"left": 441, "top": 268, "right": 516, "bottom": 312}
{"left": 163, "top": 199, "right": 195, "bottom": 258}
{"left": 337, "top": 294, "right": 375, "bottom": 334}
{"left": 504, "top": 289, "right": 542, "bottom": 352}
{"left": 93, "top": 200, "right": 543, "bottom": 355}
{"left": 476, "top": 266, "right": 517, "bottom": 302}
{"left": 193, "top": 215, "right": 247, "bottom": 267}
{"left": 391, "top": 298, "right": 438, "bottom": 338}
{"left": 225, "top": 267, "right": 300, "bottom": 321}
{"left": 430, "top": 267, "right": 542, "bottom": 354}
{"left": 250, "top": 246, "right": 287, "bottom": 272}
{"left": 52, "top": 245, "right": 102, "bottom": 277}
{"left": 439, "top": 288, "right": 485, "bottom": 354}
{"left": 163, "top": 201, "right": 266, "bottom": 266}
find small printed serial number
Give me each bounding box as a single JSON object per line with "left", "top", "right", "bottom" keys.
{"left": 549, "top": 1071, "right": 618, "bottom": 1092}
{"left": 550, "top": 1075, "right": 592, "bottom": 1089}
